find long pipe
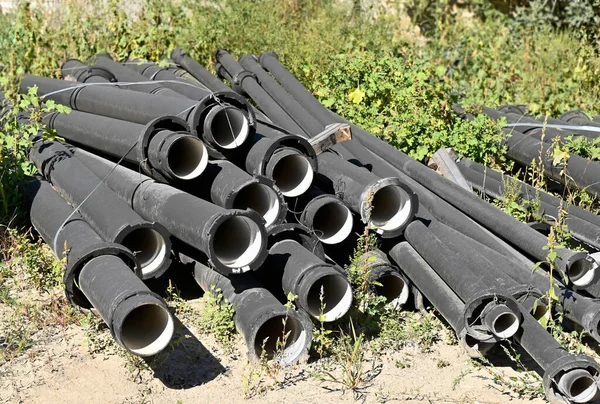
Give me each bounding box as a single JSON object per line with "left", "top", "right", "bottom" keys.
{"left": 61, "top": 59, "right": 116, "bottom": 83}
{"left": 43, "top": 109, "right": 208, "bottom": 182}
{"left": 27, "top": 178, "right": 174, "bottom": 356}
{"left": 71, "top": 148, "right": 268, "bottom": 274}
{"left": 28, "top": 137, "right": 171, "bottom": 279}
{"left": 288, "top": 186, "right": 353, "bottom": 245}
{"left": 389, "top": 242, "right": 496, "bottom": 357}
{"left": 405, "top": 220, "right": 522, "bottom": 342}
{"left": 180, "top": 253, "right": 312, "bottom": 365}
{"left": 20, "top": 74, "right": 256, "bottom": 155}
{"left": 180, "top": 159, "right": 287, "bottom": 228}
{"left": 259, "top": 240, "right": 352, "bottom": 322}
{"left": 267, "top": 222, "right": 326, "bottom": 261}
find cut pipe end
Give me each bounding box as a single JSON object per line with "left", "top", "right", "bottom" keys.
{"left": 369, "top": 183, "right": 413, "bottom": 232}
{"left": 568, "top": 255, "right": 598, "bottom": 288}
{"left": 305, "top": 272, "right": 352, "bottom": 322}
{"left": 311, "top": 200, "right": 353, "bottom": 244}
{"left": 373, "top": 273, "right": 410, "bottom": 310}
{"left": 119, "top": 302, "right": 175, "bottom": 357}
{"left": 557, "top": 369, "right": 599, "bottom": 403}
{"left": 253, "top": 312, "right": 307, "bottom": 366}
{"left": 120, "top": 227, "right": 170, "bottom": 278}
{"left": 483, "top": 304, "right": 520, "bottom": 339}
{"left": 207, "top": 106, "right": 250, "bottom": 149}
{"left": 167, "top": 136, "right": 209, "bottom": 180}
{"left": 213, "top": 215, "right": 264, "bottom": 269}
{"left": 233, "top": 183, "right": 281, "bottom": 227}
{"left": 268, "top": 150, "right": 314, "bottom": 197}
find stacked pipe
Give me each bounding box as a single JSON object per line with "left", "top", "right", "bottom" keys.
{"left": 10, "top": 48, "right": 600, "bottom": 401}
{"left": 209, "top": 50, "right": 600, "bottom": 402}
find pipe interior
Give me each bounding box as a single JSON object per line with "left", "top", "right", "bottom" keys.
{"left": 559, "top": 370, "right": 598, "bottom": 403}
{"left": 569, "top": 257, "right": 597, "bottom": 287}
{"left": 167, "top": 136, "right": 208, "bottom": 180}
{"left": 121, "top": 228, "right": 168, "bottom": 277}
{"left": 210, "top": 106, "right": 250, "bottom": 149}
{"left": 233, "top": 183, "right": 281, "bottom": 227}
{"left": 491, "top": 311, "right": 520, "bottom": 339}
{"left": 531, "top": 301, "right": 549, "bottom": 321}
{"left": 120, "top": 303, "right": 175, "bottom": 356}
{"left": 370, "top": 185, "right": 412, "bottom": 231}
{"left": 306, "top": 273, "right": 352, "bottom": 321}
{"left": 311, "top": 201, "right": 353, "bottom": 244}
{"left": 373, "top": 273, "right": 410, "bottom": 310}
{"left": 213, "top": 216, "right": 263, "bottom": 268}
{"left": 271, "top": 153, "right": 314, "bottom": 197}
{"left": 253, "top": 314, "right": 306, "bottom": 365}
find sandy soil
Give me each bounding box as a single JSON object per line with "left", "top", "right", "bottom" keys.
{"left": 0, "top": 293, "right": 549, "bottom": 404}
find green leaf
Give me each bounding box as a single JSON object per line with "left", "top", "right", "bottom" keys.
{"left": 347, "top": 87, "right": 365, "bottom": 104}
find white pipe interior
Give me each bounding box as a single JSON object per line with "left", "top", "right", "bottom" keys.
{"left": 121, "top": 228, "right": 168, "bottom": 277}
{"left": 558, "top": 369, "right": 598, "bottom": 403}
{"left": 253, "top": 314, "right": 306, "bottom": 366}
{"left": 312, "top": 201, "right": 353, "bottom": 244}
{"left": 233, "top": 183, "right": 281, "bottom": 227}
{"left": 120, "top": 303, "right": 175, "bottom": 357}
{"left": 272, "top": 153, "right": 314, "bottom": 197}
{"left": 569, "top": 257, "right": 597, "bottom": 287}
{"left": 373, "top": 274, "right": 410, "bottom": 310}
{"left": 370, "top": 185, "right": 412, "bottom": 232}
{"left": 213, "top": 216, "right": 263, "bottom": 268}
{"left": 210, "top": 107, "right": 250, "bottom": 149}
{"left": 490, "top": 311, "right": 520, "bottom": 339}
{"left": 167, "top": 136, "right": 209, "bottom": 180}
{"left": 306, "top": 274, "right": 352, "bottom": 322}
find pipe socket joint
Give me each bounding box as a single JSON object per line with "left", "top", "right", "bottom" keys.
{"left": 543, "top": 355, "right": 600, "bottom": 403}
{"left": 361, "top": 178, "right": 416, "bottom": 238}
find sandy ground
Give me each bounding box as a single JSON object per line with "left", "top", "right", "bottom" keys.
{"left": 0, "top": 292, "right": 550, "bottom": 404}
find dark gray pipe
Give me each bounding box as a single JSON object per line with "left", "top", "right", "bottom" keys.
{"left": 61, "top": 58, "right": 116, "bottom": 83}
{"left": 181, "top": 159, "right": 287, "bottom": 228}
{"left": 287, "top": 186, "right": 353, "bottom": 245}
{"left": 215, "top": 50, "right": 305, "bottom": 135}
{"left": 389, "top": 242, "right": 495, "bottom": 357}
{"left": 43, "top": 110, "right": 208, "bottom": 182}
{"left": 20, "top": 74, "right": 256, "bottom": 155}
{"left": 71, "top": 148, "right": 268, "bottom": 274}
{"left": 260, "top": 240, "right": 352, "bottom": 321}
{"left": 357, "top": 249, "right": 411, "bottom": 310}
{"left": 171, "top": 48, "right": 233, "bottom": 93}
{"left": 29, "top": 138, "right": 172, "bottom": 279}
{"left": 267, "top": 222, "right": 326, "bottom": 261}
{"left": 27, "top": 178, "right": 174, "bottom": 356}
{"left": 180, "top": 253, "right": 312, "bottom": 365}
{"left": 89, "top": 54, "right": 184, "bottom": 98}
{"left": 405, "top": 220, "right": 522, "bottom": 342}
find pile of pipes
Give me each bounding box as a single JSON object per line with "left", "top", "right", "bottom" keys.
{"left": 5, "top": 49, "right": 600, "bottom": 403}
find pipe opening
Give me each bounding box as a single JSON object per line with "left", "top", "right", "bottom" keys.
{"left": 531, "top": 301, "right": 549, "bottom": 321}
{"left": 306, "top": 274, "right": 352, "bottom": 321}
{"left": 311, "top": 201, "right": 353, "bottom": 244}
{"left": 209, "top": 106, "right": 250, "bottom": 149}
{"left": 558, "top": 369, "right": 598, "bottom": 403}
{"left": 213, "top": 216, "right": 263, "bottom": 268}
{"left": 121, "top": 228, "right": 169, "bottom": 277}
{"left": 568, "top": 257, "right": 597, "bottom": 287}
{"left": 233, "top": 183, "right": 281, "bottom": 227}
{"left": 271, "top": 153, "right": 314, "bottom": 197}
{"left": 253, "top": 314, "right": 306, "bottom": 365}
{"left": 120, "top": 303, "right": 174, "bottom": 356}
{"left": 373, "top": 274, "right": 409, "bottom": 309}
{"left": 490, "top": 311, "right": 520, "bottom": 339}
{"left": 370, "top": 185, "right": 413, "bottom": 231}
{"left": 167, "top": 136, "right": 208, "bottom": 180}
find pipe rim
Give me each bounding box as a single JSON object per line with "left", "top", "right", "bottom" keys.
{"left": 557, "top": 369, "right": 599, "bottom": 403}
{"left": 166, "top": 135, "right": 209, "bottom": 180}
{"left": 369, "top": 183, "right": 413, "bottom": 232}
{"left": 568, "top": 255, "right": 598, "bottom": 287}
{"left": 213, "top": 215, "right": 263, "bottom": 268}
{"left": 119, "top": 303, "right": 175, "bottom": 357}
{"left": 305, "top": 272, "right": 352, "bottom": 322}
{"left": 208, "top": 106, "right": 250, "bottom": 149}
{"left": 253, "top": 312, "right": 307, "bottom": 366}
{"left": 311, "top": 201, "right": 353, "bottom": 245}
{"left": 374, "top": 273, "right": 410, "bottom": 310}
{"left": 120, "top": 227, "right": 169, "bottom": 278}
{"left": 233, "top": 183, "right": 281, "bottom": 227}
{"left": 490, "top": 310, "right": 520, "bottom": 339}
{"left": 270, "top": 152, "right": 314, "bottom": 197}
